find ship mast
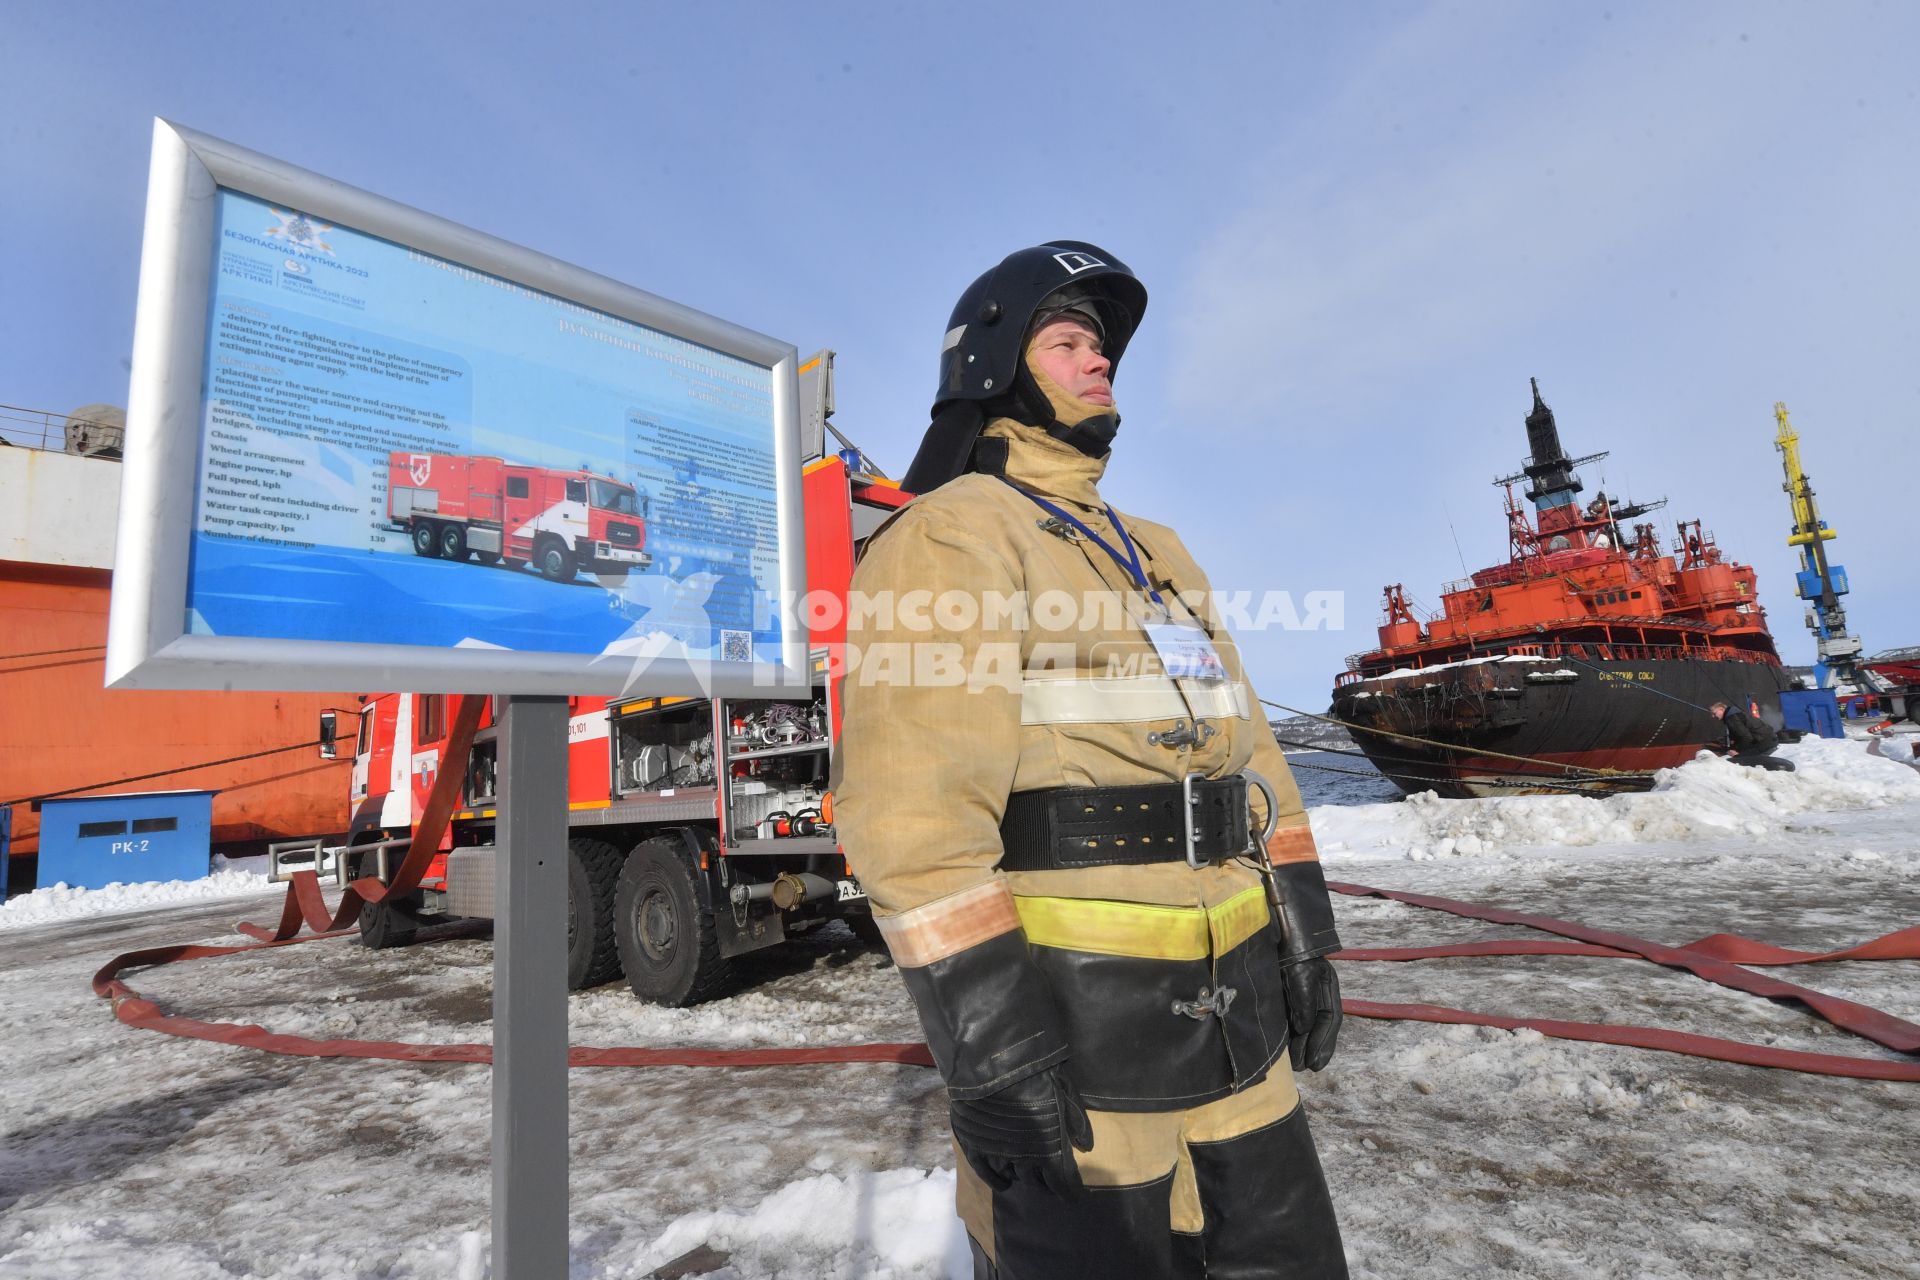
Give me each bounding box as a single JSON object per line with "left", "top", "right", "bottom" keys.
{"left": 1488, "top": 380, "right": 1666, "bottom": 569}
{"left": 1493, "top": 379, "right": 1609, "bottom": 515}
{"left": 1520, "top": 378, "right": 1585, "bottom": 507}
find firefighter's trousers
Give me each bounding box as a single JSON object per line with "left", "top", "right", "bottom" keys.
{"left": 958, "top": 1065, "right": 1347, "bottom": 1279}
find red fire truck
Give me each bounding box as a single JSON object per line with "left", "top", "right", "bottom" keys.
{"left": 387, "top": 450, "right": 651, "bottom": 583}
{"left": 322, "top": 355, "right": 910, "bottom": 1006}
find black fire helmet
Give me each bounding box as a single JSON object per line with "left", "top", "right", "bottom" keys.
{"left": 900, "top": 241, "right": 1148, "bottom": 495}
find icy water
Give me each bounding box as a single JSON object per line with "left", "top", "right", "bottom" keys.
{"left": 1287, "top": 749, "right": 1404, "bottom": 807}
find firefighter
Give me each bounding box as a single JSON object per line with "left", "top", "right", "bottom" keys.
{"left": 832, "top": 241, "right": 1348, "bottom": 1278}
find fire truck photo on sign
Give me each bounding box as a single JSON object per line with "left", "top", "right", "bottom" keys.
{"left": 385, "top": 451, "right": 652, "bottom": 584}
{"left": 107, "top": 121, "right": 807, "bottom": 697}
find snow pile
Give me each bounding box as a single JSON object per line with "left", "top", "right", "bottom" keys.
{"left": 1312, "top": 735, "right": 1920, "bottom": 862}
{"left": 0, "top": 866, "right": 279, "bottom": 931}
{"left": 626, "top": 1167, "right": 968, "bottom": 1280}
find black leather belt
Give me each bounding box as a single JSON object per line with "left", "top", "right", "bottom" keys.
{"left": 999, "top": 775, "right": 1255, "bottom": 872}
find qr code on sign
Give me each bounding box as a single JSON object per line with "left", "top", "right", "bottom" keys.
{"left": 720, "top": 630, "right": 752, "bottom": 662}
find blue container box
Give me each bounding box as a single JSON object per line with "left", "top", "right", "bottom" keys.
{"left": 1779, "top": 689, "right": 1844, "bottom": 740}
{"left": 35, "top": 791, "right": 217, "bottom": 890}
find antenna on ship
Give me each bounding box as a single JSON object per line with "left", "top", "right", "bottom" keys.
{"left": 1441, "top": 499, "right": 1470, "bottom": 577}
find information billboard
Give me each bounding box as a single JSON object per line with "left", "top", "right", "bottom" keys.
{"left": 107, "top": 121, "right": 807, "bottom": 695}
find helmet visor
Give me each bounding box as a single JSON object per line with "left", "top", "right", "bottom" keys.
{"left": 1028, "top": 287, "right": 1121, "bottom": 346}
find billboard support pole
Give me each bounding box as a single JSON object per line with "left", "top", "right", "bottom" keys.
{"left": 494, "top": 694, "right": 570, "bottom": 1277}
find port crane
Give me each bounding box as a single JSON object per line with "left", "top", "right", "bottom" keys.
{"left": 1772, "top": 401, "right": 1864, "bottom": 691}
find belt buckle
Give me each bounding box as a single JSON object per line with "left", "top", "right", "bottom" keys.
{"left": 1182, "top": 771, "right": 1206, "bottom": 868}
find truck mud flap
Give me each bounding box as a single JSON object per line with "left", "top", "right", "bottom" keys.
{"left": 713, "top": 897, "right": 786, "bottom": 959}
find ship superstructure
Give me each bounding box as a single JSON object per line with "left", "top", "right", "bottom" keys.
{"left": 2, "top": 403, "right": 353, "bottom": 882}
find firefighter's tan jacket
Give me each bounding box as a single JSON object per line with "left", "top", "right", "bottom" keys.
{"left": 832, "top": 418, "right": 1322, "bottom": 1109}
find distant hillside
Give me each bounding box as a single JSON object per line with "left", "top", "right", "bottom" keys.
{"left": 1270, "top": 714, "right": 1354, "bottom": 753}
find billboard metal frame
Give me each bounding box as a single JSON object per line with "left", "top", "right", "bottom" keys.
{"left": 108, "top": 119, "right": 808, "bottom": 696}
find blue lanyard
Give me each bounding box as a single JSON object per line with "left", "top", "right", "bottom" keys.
{"left": 1001, "top": 479, "right": 1165, "bottom": 608}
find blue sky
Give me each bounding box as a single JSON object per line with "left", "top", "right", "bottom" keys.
{"left": 5, "top": 1, "right": 1916, "bottom": 709}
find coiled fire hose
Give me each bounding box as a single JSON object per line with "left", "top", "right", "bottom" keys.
{"left": 88, "top": 693, "right": 933, "bottom": 1070}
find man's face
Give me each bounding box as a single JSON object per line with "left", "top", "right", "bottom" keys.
{"left": 1028, "top": 315, "right": 1113, "bottom": 406}
{"left": 1712, "top": 705, "right": 1727, "bottom": 719}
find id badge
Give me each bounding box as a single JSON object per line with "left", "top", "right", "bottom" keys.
{"left": 1143, "top": 619, "right": 1227, "bottom": 682}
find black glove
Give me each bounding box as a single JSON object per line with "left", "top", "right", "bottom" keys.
{"left": 949, "top": 1064, "right": 1095, "bottom": 1200}
{"left": 1268, "top": 857, "right": 1345, "bottom": 1073}
{"left": 1282, "top": 955, "right": 1342, "bottom": 1072}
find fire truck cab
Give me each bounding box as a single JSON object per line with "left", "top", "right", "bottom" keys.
{"left": 334, "top": 353, "right": 912, "bottom": 1006}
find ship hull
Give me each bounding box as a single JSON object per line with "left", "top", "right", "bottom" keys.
{"left": 2, "top": 564, "right": 354, "bottom": 864}
{"left": 1329, "top": 656, "right": 1795, "bottom": 799}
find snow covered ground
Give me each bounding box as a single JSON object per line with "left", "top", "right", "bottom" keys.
{"left": 0, "top": 857, "right": 279, "bottom": 932}
{"left": 1, "top": 738, "right": 1916, "bottom": 1278}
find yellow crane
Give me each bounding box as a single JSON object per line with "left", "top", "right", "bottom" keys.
{"left": 1773, "top": 402, "right": 1862, "bottom": 689}
{"left": 1775, "top": 402, "right": 1835, "bottom": 547}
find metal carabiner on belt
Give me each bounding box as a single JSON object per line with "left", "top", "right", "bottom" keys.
{"left": 1241, "top": 768, "right": 1281, "bottom": 852}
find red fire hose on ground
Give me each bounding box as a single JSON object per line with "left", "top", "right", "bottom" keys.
{"left": 89, "top": 693, "right": 937, "bottom": 1071}
{"left": 1326, "top": 882, "right": 1920, "bottom": 1082}
{"left": 88, "top": 690, "right": 1920, "bottom": 1080}
{"left": 90, "top": 878, "right": 1919, "bottom": 1081}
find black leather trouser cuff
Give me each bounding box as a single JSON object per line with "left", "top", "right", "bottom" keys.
{"left": 976, "top": 1105, "right": 1348, "bottom": 1280}
{"left": 1272, "top": 859, "right": 1343, "bottom": 962}
{"left": 896, "top": 927, "right": 1068, "bottom": 1099}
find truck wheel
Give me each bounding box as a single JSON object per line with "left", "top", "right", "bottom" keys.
{"left": 536, "top": 538, "right": 576, "bottom": 583}
{"left": 567, "top": 837, "right": 625, "bottom": 990}
{"left": 614, "top": 838, "right": 730, "bottom": 1006}
{"left": 412, "top": 522, "right": 441, "bottom": 558}
{"left": 359, "top": 893, "right": 420, "bottom": 949}
{"left": 352, "top": 835, "right": 418, "bottom": 949}
{"left": 438, "top": 524, "right": 469, "bottom": 561}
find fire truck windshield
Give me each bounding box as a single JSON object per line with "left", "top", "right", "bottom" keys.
{"left": 590, "top": 479, "right": 639, "bottom": 514}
